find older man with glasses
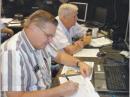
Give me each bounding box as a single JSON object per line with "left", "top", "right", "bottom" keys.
{"left": 0, "top": 10, "right": 90, "bottom": 97}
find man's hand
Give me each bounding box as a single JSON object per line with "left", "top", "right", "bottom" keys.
{"left": 74, "top": 40, "right": 84, "bottom": 48}
{"left": 1, "top": 27, "right": 14, "bottom": 35}
{"left": 82, "top": 35, "right": 92, "bottom": 45}
{"left": 78, "top": 62, "right": 91, "bottom": 77}
{"left": 6, "top": 81, "right": 79, "bottom": 97}
{"left": 58, "top": 81, "right": 79, "bottom": 96}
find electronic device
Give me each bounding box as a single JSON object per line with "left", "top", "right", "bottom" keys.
{"left": 94, "top": 59, "right": 129, "bottom": 93}
{"left": 112, "top": 14, "right": 129, "bottom": 51}
{"left": 118, "top": 19, "right": 129, "bottom": 58}
{"left": 69, "top": 2, "right": 88, "bottom": 22}
{"left": 99, "top": 93, "right": 129, "bottom": 97}
{"left": 86, "top": 7, "right": 107, "bottom": 27}
{"left": 104, "top": 64, "right": 129, "bottom": 91}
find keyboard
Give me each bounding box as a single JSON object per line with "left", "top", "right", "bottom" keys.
{"left": 104, "top": 64, "right": 129, "bottom": 91}
{"left": 100, "top": 93, "right": 129, "bottom": 97}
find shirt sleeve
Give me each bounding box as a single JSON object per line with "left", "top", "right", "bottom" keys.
{"left": 70, "top": 22, "right": 88, "bottom": 37}
{"left": 0, "top": 50, "right": 25, "bottom": 91}
{"left": 46, "top": 44, "right": 58, "bottom": 58}
{"left": 52, "top": 29, "right": 70, "bottom": 50}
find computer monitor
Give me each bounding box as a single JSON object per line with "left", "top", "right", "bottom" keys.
{"left": 124, "top": 20, "right": 129, "bottom": 50}
{"left": 94, "top": 7, "right": 107, "bottom": 25}
{"left": 69, "top": 2, "right": 88, "bottom": 22}
{"left": 86, "top": 7, "right": 107, "bottom": 27}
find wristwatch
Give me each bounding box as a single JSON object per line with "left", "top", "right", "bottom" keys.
{"left": 76, "top": 61, "right": 81, "bottom": 67}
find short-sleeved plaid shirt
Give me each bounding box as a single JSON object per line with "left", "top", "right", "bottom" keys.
{"left": 0, "top": 30, "right": 57, "bottom": 94}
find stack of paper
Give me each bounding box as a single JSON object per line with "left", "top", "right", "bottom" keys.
{"left": 90, "top": 37, "right": 113, "bottom": 47}
{"left": 73, "top": 49, "right": 99, "bottom": 57}
{"left": 59, "top": 75, "right": 100, "bottom": 97}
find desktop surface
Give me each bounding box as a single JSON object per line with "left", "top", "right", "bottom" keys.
{"left": 52, "top": 44, "right": 129, "bottom": 97}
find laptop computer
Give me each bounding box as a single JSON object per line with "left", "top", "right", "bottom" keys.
{"left": 93, "top": 57, "right": 129, "bottom": 93}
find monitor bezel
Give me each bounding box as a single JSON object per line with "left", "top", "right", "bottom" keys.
{"left": 69, "top": 2, "right": 88, "bottom": 22}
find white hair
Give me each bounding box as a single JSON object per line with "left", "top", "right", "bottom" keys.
{"left": 58, "top": 3, "right": 78, "bottom": 18}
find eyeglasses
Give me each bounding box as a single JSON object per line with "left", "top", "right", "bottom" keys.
{"left": 38, "top": 27, "right": 55, "bottom": 38}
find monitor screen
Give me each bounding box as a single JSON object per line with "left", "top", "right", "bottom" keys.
{"left": 94, "top": 7, "right": 107, "bottom": 25}
{"left": 69, "top": 2, "right": 88, "bottom": 22}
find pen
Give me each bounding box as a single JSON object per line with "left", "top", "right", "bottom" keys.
{"left": 64, "top": 74, "right": 69, "bottom": 81}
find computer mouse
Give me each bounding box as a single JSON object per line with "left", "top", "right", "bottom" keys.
{"left": 97, "top": 51, "right": 106, "bottom": 57}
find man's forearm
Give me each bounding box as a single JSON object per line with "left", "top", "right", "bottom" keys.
{"left": 6, "top": 86, "right": 64, "bottom": 97}
{"left": 55, "top": 51, "right": 80, "bottom": 67}
{"left": 64, "top": 44, "right": 81, "bottom": 55}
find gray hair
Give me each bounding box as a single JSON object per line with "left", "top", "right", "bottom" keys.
{"left": 58, "top": 3, "right": 78, "bottom": 18}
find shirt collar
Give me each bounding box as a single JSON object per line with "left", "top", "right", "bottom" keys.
{"left": 56, "top": 16, "right": 70, "bottom": 33}
{"left": 21, "top": 29, "right": 37, "bottom": 52}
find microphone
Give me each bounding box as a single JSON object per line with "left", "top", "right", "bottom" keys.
{"left": 33, "top": 64, "right": 40, "bottom": 73}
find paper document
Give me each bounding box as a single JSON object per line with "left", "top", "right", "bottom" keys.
{"left": 84, "top": 61, "right": 94, "bottom": 80}
{"left": 61, "top": 61, "right": 94, "bottom": 80}
{"left": 73, "top": 49, "right": 99, "bottom": 57}
{"left": 120, "top": 51, "right": 129, "bottom": 58}
{"left": 59, "top": 75, "right": 100, "bottom": 97}
{"left": 8, "top": 23, "right": 21, "bottom": 27}
{"left": 90, "top": 37, "right": 113, "bottom": 47}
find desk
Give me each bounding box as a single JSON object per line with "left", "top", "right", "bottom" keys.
{"left": 1, "top": 18, "right": 24, "bottom": 33}
{"left": 52, "top": 45, "right": 129, "bottom": 97}
{"left": 7, "top": 19, "right": 23, "bottom": 33}
{"left": 97, "top": 46, "right": 129, "bottom": 97}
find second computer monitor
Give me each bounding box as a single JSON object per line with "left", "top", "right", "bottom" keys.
{"left": 69, "top": 2, "right": 88, "bottom": 22}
